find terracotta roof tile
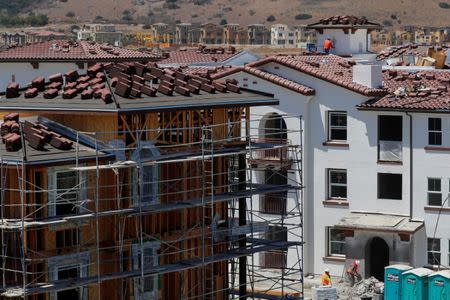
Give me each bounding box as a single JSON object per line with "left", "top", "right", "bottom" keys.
{"left": 158, "top": 46, "right": 240, "bottom": 65}
{"left": 246, "top": 55, "right": 386, "bottom": 97}
{"left": 210, "top": 65, "right": 315, "bottom": 96}
{"left": 0, "top": 62, "right": 246, "bottom": 105}
{"left": 359, "top": 70, "right": 450, "bottom": 111}
{"left": 0, "top": 40, "right": 158, "bottom": 62}
{"left": 376, "top": 44, "right": 449, "bottom": 61}
{"left": 307, "top": 15, "right": 381, "bottom": 29}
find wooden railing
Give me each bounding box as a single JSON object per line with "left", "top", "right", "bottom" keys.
{"left": 253, "top": 138, "right": 288, "bottom": 160}
{"left": 259, "top": 194, "right": 287, "bottom": 215}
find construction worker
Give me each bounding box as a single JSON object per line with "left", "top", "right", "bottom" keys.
{"left": 321, "top": 268, "right": 331, "bottom": 286}
{"left": 346, "top": 260, "right": 361, "bottom": 287}
{"left": 323, "top": 38, "right": 333, "bottom": 54}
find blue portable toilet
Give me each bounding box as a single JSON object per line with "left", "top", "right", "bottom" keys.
{"left": 384, "top": 264, "right": 413, "bottom": 300}
{"left": 428, "top": 270, "right": 450, "bottom": 300}
{"left": 401, "top": 268, "right": 433, "bottom": 300}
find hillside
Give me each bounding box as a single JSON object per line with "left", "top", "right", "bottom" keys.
{"left": 8, "top": 0, "right": 450, "bottom": 27}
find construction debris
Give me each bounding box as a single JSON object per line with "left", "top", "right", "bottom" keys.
{"left": 334, "top": 277, "right": 384, "bottom": 299}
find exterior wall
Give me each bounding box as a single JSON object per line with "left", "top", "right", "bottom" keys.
{"left": 270, "top": 25, "right": 295, "bottom": 47}
{"left": 410, "top": 113, "right": 450, "bottom": 267}
{"left": 0, "top": 62, "right": 87, "bottom": 91}
{"left": 317, "top": 29, "right": 369, "bottom": 55}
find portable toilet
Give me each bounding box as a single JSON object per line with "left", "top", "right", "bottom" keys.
{"left": 401, "top": 268, "right": 433, "bottom": 300}
{"left": 384, "top": 264, "right": 413, "bottom": 300}
{"left": 428, "top": 270, "right": 450, "bottom": 300}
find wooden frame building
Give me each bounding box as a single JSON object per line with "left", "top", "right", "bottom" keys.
{"left": 0, "top": 62, "right": 303, "bottom": 300}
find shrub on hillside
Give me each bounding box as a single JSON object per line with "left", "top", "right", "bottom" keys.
{"left": 295, "top": 14, "right": 312, "bottom": 20}
{"left": 266, "top": 15, "right": 276, "bottom": 22}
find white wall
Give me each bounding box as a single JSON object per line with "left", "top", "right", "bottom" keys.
{"left": 317, "top": 29, "right": 369, "bottom": 55}
{"left": 0, "top": 62, "right": 87, "bottom": 91}
{"left": 410, "top": 113, "right": 450, "bottom": 267}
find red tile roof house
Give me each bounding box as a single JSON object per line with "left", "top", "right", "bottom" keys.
{"left": 0, "top": 39, "right": 159, "bottom": 91}
{"left": 209, "top": 53, "right": 450, "bottom": 279}
{"left": 156, "top": 45, "right": 260, "bottom": 68}
{"left": 376, "top": 43, "right": 449, "bottom": 68}
{"left": 307, "top": 15, "right": 381, "bottom": 56}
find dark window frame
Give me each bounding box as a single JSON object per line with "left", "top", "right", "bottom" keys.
{"left": 427, "top": 238, "right": 441, "bottom": 265}
{"left": 428, "top": 118, "right": 442, "bottom": 146}
{"left": 427, "top": 178, "right": 442, "bottom": 207}
{"left": 327, "top": 169, "right": 347, "bottom": 200}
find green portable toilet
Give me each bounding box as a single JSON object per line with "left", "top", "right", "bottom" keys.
{"left": 428, "top": 270, "right": 450, "bottom": 300}
{"left": 384, "top": 264, "right": 413, "bottom": 300}
{"left": 401, "top": 268, "right": 433, "bottom": 300}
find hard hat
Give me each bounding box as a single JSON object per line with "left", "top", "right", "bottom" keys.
{"left": 355, "top": 260, "right": 360, "bottom": 265}
{"left": 325, "top": 268, "right": 330, "bottom": 273}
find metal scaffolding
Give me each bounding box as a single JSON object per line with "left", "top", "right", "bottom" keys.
{"left": 0, "top": 114, "right": 303, "bottom": 300}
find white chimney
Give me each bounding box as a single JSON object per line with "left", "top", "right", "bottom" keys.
{"left": 352, "top": 64, "right": 382, "bottom": 88}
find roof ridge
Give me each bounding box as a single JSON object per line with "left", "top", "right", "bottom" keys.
{"left": 211, "top": 64, "right": 315, "bottom": 96}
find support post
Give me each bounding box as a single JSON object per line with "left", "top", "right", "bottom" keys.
{"left": 238, "top": 153, "right": 246, "bottom": 300}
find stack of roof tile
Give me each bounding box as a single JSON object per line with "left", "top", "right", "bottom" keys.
{"left": 1, "top": 114, "right": 22, "bottom": 151}
{"left": 0, "top": 114, "right": 75, "bottom": 152}
{"left": 5, "top": 63, "right": 110, "bottom": 102}
{"left": 2, "top": 60, "right": 244, "bottom": 105}
{"left": 359, "top": 70, "right": 450, "bottom": 110}
{"left": 109, "top": 61, "right": 240, "bottom": 99}
{"left": 318, "top": 15, "right": 370, "bottom": 26}
{"left": 376, "top": 44, "right": 425, "bottom": 61}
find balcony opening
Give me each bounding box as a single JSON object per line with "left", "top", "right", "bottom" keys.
{"left": 378, "top": 115, "right": 402, "bottom": 162}
{"left": 260, "top": 170, "right": 287, "bottom": 215}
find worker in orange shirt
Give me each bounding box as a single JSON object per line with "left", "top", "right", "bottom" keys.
{"left": 321, "top": 268, "right": 331, "bottom": 286}
{"left": 323, "top": 38, "right": 333, "bottom": 54}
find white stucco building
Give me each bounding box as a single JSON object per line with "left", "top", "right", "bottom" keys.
{"left": 307, "top": 16, "right": 381, "bottom": 56}
{"left": 270, "top": 24, "right": 296, "bottom": 48}
{"left": 212, "top": 54, "right": 450, "bottom": 281}
{"left": 77, "top": 24, "right": 123, "bottom": 46}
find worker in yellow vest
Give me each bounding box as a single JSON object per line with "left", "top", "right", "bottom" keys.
{"left": 321, "top": 268, "right": 331, "bottom": 286}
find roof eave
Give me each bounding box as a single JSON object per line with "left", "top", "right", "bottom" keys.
{"left": 357, "top": 106, "right": 450, "bottom": 114}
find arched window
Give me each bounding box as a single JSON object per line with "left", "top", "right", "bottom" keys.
{"left": 261, "top": 113, "right": 287, "bottom": 143}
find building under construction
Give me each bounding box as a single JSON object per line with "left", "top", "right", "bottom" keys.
{"left": 0, "top": 62, "right": 303, "bottom": 299}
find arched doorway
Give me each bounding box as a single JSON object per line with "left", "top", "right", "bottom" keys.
{"left": 368, "top": 237, "right": 389, "bottom": 281}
